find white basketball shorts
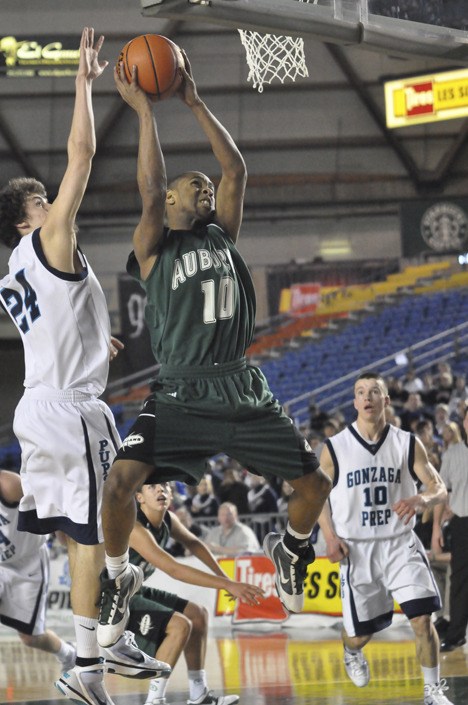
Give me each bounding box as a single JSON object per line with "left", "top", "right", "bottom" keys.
{"left": 0, "top": 543, "right": 49, "bottom": 635}
{"left": 14, "top": 389, "right": 121, "bottom": 545}
{"left": 339, "top": 531, "right": 441, "bottom": 637}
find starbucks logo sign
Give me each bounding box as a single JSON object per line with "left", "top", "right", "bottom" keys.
{"left": 421, "top": 202, "right": 468, "bottom": 251}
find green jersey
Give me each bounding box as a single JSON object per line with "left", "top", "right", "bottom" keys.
{"left": 129, "top": 507, "right": 172, "bottom": 581}
{"left": 127, "top": 224, "right": 256, "bottom": 367}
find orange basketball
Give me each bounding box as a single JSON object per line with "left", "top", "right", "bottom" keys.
{"left": 118, "top": 34, "right": 183, "bottom": 101}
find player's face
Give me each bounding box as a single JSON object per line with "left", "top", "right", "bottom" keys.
{"left": 139, "top": 482, "right": 171, "bottom": 511}
{"left": 19, "top": 194, "right": 50, "bottom": 231}
{"left": 175, "top": 172, "right": 215, "bottom": 222}
{"left": 353, "top": 378, "right": 389, "bottom": 421}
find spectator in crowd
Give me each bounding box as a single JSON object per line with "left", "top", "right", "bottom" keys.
{"left": 205, "top": 503, "right": 260, "bottom": 557}
{"left": 216, "top": 466, "right": 250, "bottom": 516}
{"left": 434, "top": 372, "right": 454, "bottom": 405}
{"left": 308, "top": 401, "right": 330, "bottom": 434}
{"left": 433, "top": 404, "right": 450, "bottom": 445}
{"left": 189, "top": 475, "right": 219, "bottom": 519}
{"left": 386, "top": 376, "right": 408, "bottom": 410}
{"left": 421, "top": 373, "right": 439, "bottom": 407}
{"left": 403, "top": 369, "right": 424, "bottom": 393}
{"left": 385, "top": 404, "right": 402, "bottom": 428}
{"left": 277, "top": 480, "right": 294, "bottom": 515}
{"left": 166, "top": 505, "right": 207, "bottom": 557}
{"left": 399, "top": 392, "right": 430, "bottom": 432}
{"left": 432, "top": 405, "right": 468, "bottom": 652}
{"left": 322, "top": 419, "right": 340, "bottom": 438}
{"left": 435, "top": 361, "right": 452, "bottom": 383}
{"left": 441, "top": 422, "right": 462, "bottom": 455}
{"left": 450, "top": 398, "right": 467, "bottom": 429}
{"left": 448, "top": 374, "right": 468, "bottom": 418}
{"left": 416, "top": 420, "right": 442, "bottom": 471}
{"left": 247, "top": 473, "right": 279, "bottom": 543}
{"left": 247, "top": 473, "right": 278, "bottom": 515}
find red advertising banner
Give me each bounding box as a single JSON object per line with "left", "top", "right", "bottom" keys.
{"left": 289, "top": 283, "right": 321, "bottom": 316}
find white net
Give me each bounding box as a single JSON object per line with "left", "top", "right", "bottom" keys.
{"left": 238, "top": 0, "right": 314, "bottom": 93}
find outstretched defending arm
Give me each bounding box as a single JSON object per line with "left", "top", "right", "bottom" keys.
{"left": 114, "top": 64, "right": 167, "bottom": 280}
{"left": 129, "top": 521, "right": 264, "bottom": 605}
{"left": 40, "top": 27, "right": 108, "bottom": 272}
{"left": 177, "top": 53, "right": 247, "bottom": 243}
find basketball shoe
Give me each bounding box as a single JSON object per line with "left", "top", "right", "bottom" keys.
{"left": 55, "top": 662, "right": 113, "bottom": 705}
{"left": 97, "top": 564, "right": 143, "bottom": 647}
{"left": 102, "top": 630, "right": 171, "bottom": 679}
{"left": 187, "top": 690, "right": 240, "bottom": 705}
{"left": 343, "top": 649, "right": 370, "bottom": 687}
{"left": 424, "top": 680, "right": 454, "bottom": 705}
{"left": 263, "top": 532, "right": 315, "bottom": 612}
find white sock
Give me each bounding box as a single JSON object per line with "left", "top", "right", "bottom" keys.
{"left": 73, "top": 615, "right": 100, "bottom": 659}
{"left": 105, "top": 551, "right": 129, "bottom": 579}
{"left": 145, "top": 676, "right": 170, "bottom": 703}
{"left": 422, "top": 665, "right": 440, "bottom": 686}
{"left": 188, "top": 669, "right": 207, "bottom": 701}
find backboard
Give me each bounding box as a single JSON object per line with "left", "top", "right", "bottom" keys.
{"left": 140, "top": 0, "right": 468, "bottom": 64}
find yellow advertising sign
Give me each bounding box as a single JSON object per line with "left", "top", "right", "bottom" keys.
{"left": 0, "top": 35, "right": 80, "bottom": 77}
{"left": 385, "top": 68, "right": 468, "bottom": 128}
{"left": 215, "top": 555, "right": 402, "bottom": 618}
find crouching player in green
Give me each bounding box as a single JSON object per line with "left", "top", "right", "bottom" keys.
{"left": 111, "top": 481, "right": 264, "bottom": 705}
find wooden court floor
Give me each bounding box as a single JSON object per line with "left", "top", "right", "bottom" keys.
{"left": 2, "top": 626, "right": 467, "bottom": 705}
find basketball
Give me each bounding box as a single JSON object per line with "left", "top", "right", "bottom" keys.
{"left": 118, "top": 34, "right": 183, "bottom": 100}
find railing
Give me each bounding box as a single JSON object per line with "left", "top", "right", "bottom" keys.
{"left": 191, "top": 511, "right": 288, "bottom": 544}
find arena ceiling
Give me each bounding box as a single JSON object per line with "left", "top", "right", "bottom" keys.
{"left": 1, "top": 0, "right": 468, "bottom": 228}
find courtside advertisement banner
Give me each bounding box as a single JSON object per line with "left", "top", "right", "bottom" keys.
{"left": 385, "top": 68, "right": 468, "bottom": 128}
{"left": 216, "top": 556, "right": 344, "bottom": 618}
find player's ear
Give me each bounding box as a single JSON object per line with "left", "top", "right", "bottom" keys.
{"left": 166, "top": 189, "right": 176, "bottom": 206}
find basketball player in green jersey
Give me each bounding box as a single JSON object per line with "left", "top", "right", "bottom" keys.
{"left": 97, "top": 52, "right": 332, "bottom": 654}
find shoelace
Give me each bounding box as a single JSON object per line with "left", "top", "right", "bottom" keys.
{"left": 99, "top": 583, "right": 123, "bottom": 622}
{"left": 426, "top": 679, "right": 449, "bottom": 695}
{"left": 122, "top": 631, "right": 139, "bottom": 649}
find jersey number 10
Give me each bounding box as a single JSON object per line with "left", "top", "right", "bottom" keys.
{"left": 201, "top": 277, "right": 234, "bottom": 324}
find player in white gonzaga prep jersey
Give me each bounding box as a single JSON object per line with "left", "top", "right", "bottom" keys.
{"left": 0, "top": 27, "right": 167, "bottom": 705}
{"left": 0, "top": 469, "right": 76, "bottom": 672}
{"left": 319, "top": 372, "right": 453, "bottom": 705}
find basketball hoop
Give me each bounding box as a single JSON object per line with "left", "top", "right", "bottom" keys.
{"left": 238, "top": 0, "right": 314, "bottom": 93}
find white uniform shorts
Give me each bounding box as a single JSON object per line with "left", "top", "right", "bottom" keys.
{"left": 339, "top": 531, "right": 441, "bottom": 637}
{"left": 14, "top": 389, "right": 120, "bottom": 545}
{"left": 0, "top": 543, "right": 49, "bottom": 635}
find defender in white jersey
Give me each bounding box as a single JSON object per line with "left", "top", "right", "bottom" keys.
{"left": 0, "top": 28, "right": 168, "bottom": 705}
{"left": 0, "top": 469, "right": 76, "bottom": 671}
{"left": 319, "top": 372, "right": 453, "bottom": 705}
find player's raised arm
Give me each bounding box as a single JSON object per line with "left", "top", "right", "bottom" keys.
{"left": 114, "top": 63, "right": 167, "bottom": 280}
{"left": 40, "top": 27, "right": 107, "bottom": 272}
{"left": 176, "top": 52, "right": 247, "bottom": 243}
